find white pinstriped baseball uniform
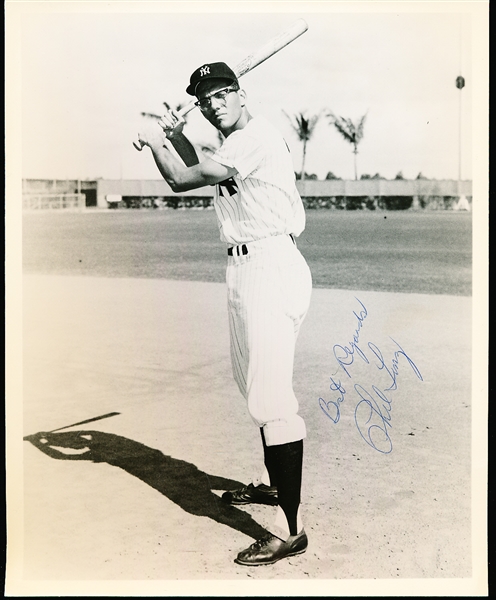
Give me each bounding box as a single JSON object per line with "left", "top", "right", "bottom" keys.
{"left": 210, "top": 115, "right": 312, "bottom": 447}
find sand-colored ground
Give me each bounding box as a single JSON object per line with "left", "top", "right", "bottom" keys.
{"left": 9, "top": 274, "right": 485, "bottom": 595}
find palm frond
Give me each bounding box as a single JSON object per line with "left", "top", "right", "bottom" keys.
{"left": 345, "top": 118, "right": 355, "bottom": 132}
{"left": 355, "top": 113, "right": 367, "bottom": 142}
{"left": 175, "top": 101, "right": 190, "bottom": 114}
{"left": 308, "top": 113, "right": 321, "bottom": 131}
{"left": 330, "top": 112, "right": 367, "bottom": 148}
{"left": 162, "top": 100, "right": 190, "bottom": 121}
{"left": 283, "top": 110, "right": 320, "bottom": 142}
{"left": 332, "top": 116, "right": 356, "bottom": 144}
{"left": 141, "top": 111, "right": 161, "bottom": 120}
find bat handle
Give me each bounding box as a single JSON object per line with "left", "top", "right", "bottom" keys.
{"left": 177, "top": 99, "right": 197, "bottom": 118}
{"left": 134, "top": 100, "right": 197, "bottom": 151}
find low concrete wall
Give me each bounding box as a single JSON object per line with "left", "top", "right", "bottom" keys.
{"left": 22, "top": 178, "right": 473, "bottom": 210}
{"left": 296, "top": 178, "right": 472, "bottom": 198}
{"left": 96, "top": 179, "right": 214, "bottom": 208}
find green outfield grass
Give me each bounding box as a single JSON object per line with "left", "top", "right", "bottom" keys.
{"left": 22, "top": 209, "right": 472, "bottom": 296}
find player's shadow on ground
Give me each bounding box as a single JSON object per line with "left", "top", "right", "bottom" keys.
{"left": 24, "top": 430, "right": 269, "bottom": 541}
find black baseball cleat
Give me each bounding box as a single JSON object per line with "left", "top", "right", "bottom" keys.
{"left": 221, "top": 483, "right": 278, "bottom": 506}
{"left": 234, "top": 530, "right": 308, "bottom": 566}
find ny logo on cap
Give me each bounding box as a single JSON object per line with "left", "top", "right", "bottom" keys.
{"left": 200, "top": 65, "right": 210, "bottom": 76}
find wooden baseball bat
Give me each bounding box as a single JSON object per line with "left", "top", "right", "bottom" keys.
{"left": 133, "top": 18, "right": 308, "bottom": 150}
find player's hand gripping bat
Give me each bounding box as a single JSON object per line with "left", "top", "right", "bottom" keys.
{"left": 133, "top": 18, "right": 308, "bottom": 151}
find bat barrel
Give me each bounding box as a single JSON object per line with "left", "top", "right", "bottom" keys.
{"left": 234, "top": 18, "right": 308, "bottom": 78}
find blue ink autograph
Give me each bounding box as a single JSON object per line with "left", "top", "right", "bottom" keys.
{"left": 319, "top": 377, "right": 346, "bottom": 424}
{"left": 354, "top": 384, "right": 393, "bottom": 454}
{"left": 368, "top": 339, "right": 423, "bottom": 391}
{"left": 332, "top": 298, "right": 369, "bottom": 378}
{"left": 319, "top": 298, "right": 423, "bottom": 453}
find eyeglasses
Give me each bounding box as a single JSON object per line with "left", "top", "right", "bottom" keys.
{"left": 195, "top": 85, "right": 239, "bottom": 111}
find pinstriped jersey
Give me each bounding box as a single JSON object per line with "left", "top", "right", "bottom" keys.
{"left": 210, "top": 116, "right": 305, "bottom": 245}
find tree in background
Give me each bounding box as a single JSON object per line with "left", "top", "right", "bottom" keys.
{"left": 295, "top": 172, "right": 318, "bottom": 181}
{"left": 141, "top": 100, "right": 190, "bottom": 121}
{"left": 283, "top": 111, "right": 321, "bottom": 182}
{"left": 360, "top": 173, "right": 384, "bottom": 180}
{"left": 327, "top": 111, "right": 367, "bottom": 180}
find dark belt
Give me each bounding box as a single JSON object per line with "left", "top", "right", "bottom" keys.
{"left": 228, "top": 244, "right": 248, "bottom": 256}
{"left": 227, "top": 234, "right": 295, "bottom": 256}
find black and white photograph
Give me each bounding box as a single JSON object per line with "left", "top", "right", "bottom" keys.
{"left": 5, "top": 1, "right": 488, "bottom": 596}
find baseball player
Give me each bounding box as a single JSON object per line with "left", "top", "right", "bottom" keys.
{"left": 137, "top": 62, "right": 312, "bottom": 566}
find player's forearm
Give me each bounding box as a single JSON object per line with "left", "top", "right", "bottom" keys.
{"left": 148, "top": 143, "right": 194, "bottom": 192}
{"left": 144, "top": 135, "right": 235, "bottom": 192}
{"left": 168, "top": 133, "right": 199, "bottom": 167}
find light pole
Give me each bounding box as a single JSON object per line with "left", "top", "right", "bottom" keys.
{"left": 456, "top": 75, "right": 465, "bottom": 182}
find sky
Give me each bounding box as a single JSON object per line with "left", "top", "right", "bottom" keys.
{"left": 11, "top": 2, "right": 487, "bottom": 182}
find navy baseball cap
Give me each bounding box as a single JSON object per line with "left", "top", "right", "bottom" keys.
{"left": 186, "top": 62, "right": 238, "bottom": 96}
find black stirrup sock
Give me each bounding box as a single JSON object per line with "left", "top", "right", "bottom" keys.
{"left": 260, "top": 428, "right": 277, "bottom": 487}
{"left": 263, "top": 438, "right": 303, "bottom": 536}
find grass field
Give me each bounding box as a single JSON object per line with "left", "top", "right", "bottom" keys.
{"left": 22, "top": 209, "right": 472, "bottom": 296}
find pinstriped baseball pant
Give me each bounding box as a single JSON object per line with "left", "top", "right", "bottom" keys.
{"left": 226, "top": 234, "right": 312, "bottom": 446}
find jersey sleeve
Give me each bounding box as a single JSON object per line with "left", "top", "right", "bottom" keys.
{"left": 211, "top": 131, "right": 264, "bottom": 180}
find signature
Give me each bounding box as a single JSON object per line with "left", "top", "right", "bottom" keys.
{"left": 368, "top": 338, "right": 423, "bottom": 391}
{"left": 319, "top": 298, "right": 423, "bottom": 453}
{"left": 354, "top": 384, "right": 393, "bottom": 454}
{"left": 332, "top": 298, "right": 369, "bottom": 378}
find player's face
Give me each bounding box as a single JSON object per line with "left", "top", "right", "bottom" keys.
{"left": 195, "top": 79, "right": 245, "bottom": 135}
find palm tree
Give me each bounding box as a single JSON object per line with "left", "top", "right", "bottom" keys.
{"left": 327, "top": 111, "right": 367, "bottom": 180}
{"left": 283, "top": 111, "right": 321, "bottom": 182}
{"left": 141, "top": 100, "right": 189, "bottom": 122}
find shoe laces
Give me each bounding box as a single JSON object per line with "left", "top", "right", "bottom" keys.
{"left": 252, "top": 534, "right": 274, "bottom": 550}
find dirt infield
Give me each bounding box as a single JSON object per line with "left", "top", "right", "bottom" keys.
{"left": 13, "top": 272, "right": 483, "bottom": 595}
